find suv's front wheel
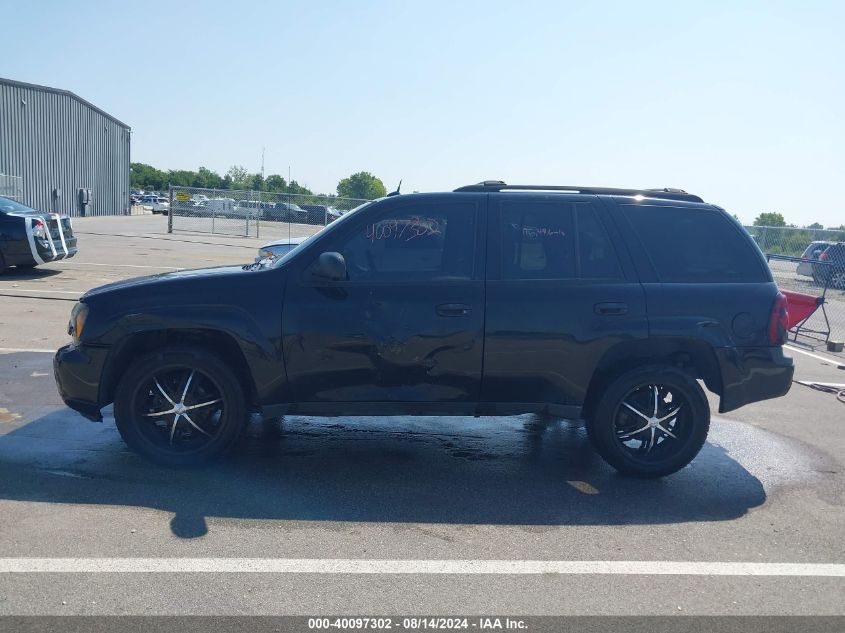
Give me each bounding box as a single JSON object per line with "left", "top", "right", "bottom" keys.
{"left": 586, "top": 365, "right": 710, "bottom": 478}
{"left": 114, "top": 347, "right": 246, "bottom": 467}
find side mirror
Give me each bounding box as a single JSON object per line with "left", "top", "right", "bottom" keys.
{"left": 312, "top": 252, "right": 347, "bottom": 281}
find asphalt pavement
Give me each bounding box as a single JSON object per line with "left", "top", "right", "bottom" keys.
{"left": 0, "top": 216, "right": 842, "bottom": 616}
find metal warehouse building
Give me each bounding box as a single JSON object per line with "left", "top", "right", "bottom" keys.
{"left": 0, "top": 77, "right": 130, "bottom": 217}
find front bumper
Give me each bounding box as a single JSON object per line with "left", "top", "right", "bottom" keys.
{"left": 716, "top": 346, "right": 794, "bottom": 413}
{"left": 53, "top": 343, "right": 109, "bottom": 421}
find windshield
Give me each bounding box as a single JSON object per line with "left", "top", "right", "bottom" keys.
{"left": 271, "top": 200, "right": 379, "bottom": 268}
{"left": 0, "top": 196, "right": 36, "bottom": 214}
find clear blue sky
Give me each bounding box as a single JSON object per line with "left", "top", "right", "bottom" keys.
{"left": 3, "top": 0, "right": 843, "bottom": 226}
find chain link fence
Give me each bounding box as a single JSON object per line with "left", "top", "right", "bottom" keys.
{"left": 167, "top": 186, "right": 368, "bottom": 239}
{"left": 0, "top": 173, "right": 23, "bottom": 200}
{"left": 745, "top": 225, "right": 845, "bottom": 344}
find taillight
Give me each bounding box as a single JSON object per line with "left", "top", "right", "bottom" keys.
{"left": 31, "top": 218, "right": 47, "bottom": 239}
{"left": 768, "top": 292, "right": 789, "bottom": 345}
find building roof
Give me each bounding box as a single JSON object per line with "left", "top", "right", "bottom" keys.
{"left": 0, "top": 76, "right": 130, "bottom": 130}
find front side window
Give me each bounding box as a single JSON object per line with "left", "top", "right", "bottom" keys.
{"left": 337, "top": 203, "right": 476, "bottom": 281}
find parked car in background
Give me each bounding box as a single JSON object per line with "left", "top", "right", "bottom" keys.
{"left": 299, "top": 204, "right": 342, "bottom": 225}
{"left": 231, "top": 200, "right": 272, "bottom": 219}
{"left": 268, "top": 202, "right": 308, "bottom": 223}
{"left": 797, "top": 240, "right": 835, "bottom": 277}
{"left": 812, "top": 243, "right": 845, "bottom": 288}
{"left": 254, "top": 235, "right": 307, "bottom": 262}
{"left": 0, "top": 196, "right": 77, "bottom": 272}
{"left": 203, "top": 198, "right": 236, "bottom": 216}
{"left": 138, "top": 195, "right": 169, "bottom": 214}
{"left": 54, "top": 181, "right": 793, "bottom": 476}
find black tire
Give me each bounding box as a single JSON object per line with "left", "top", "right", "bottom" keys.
{"left": 0, "top": 252, "right": 6, "bottom": 274}
{"left": 114, "top": 347, "right": 247, "bottom": 467}
{"left": 830, "top": 270, "right": 845, "bottom": 290}
{"left": 586, "top": 365, "right": 710, "bottom": 478}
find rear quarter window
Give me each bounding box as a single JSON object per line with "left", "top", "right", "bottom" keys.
{"left": 620, "top": 204, "right": 767, "bottom": 283}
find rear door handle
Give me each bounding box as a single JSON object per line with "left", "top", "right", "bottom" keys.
{"left": 594, "top": 302, "right": 628, "bottom": 316}
{"left": 436, "top": 303, "right": 471, "bottom": 317}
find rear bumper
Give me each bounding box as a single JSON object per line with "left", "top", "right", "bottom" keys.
{"left": 715, "top": 346, "right": 794, "bottom": 413}
{"left": 53, "top": 343, "right": 108, "bottom": 421}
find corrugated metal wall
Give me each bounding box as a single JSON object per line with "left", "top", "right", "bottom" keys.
{"left": 0, "top": 79, "right": 130, "bottom": 217}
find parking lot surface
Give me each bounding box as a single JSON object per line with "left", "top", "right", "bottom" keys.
{"left": 0, "top": 216, "right": 843, "bottom": 615}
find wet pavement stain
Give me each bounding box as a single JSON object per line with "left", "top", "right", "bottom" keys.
{"left": 0, "top": 408, "right": 22, "bottom": 424}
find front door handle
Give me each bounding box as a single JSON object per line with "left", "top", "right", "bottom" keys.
{"left": 594, "top": 302, "right": 628, "bottom": 316}
{"left": 436, "top": 303, "right": 471, "bottom": 317}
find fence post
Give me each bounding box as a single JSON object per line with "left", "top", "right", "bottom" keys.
{"left": 167, "top": 184, "right": 173, "bottom": 233}
{"left": 212, "top": 188, "right": 217, "bottom": 235}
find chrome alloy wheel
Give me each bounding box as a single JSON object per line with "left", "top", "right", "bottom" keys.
{"left": 135, "top": 368, "right": 224, "bottom": 451}
{"left": 614, "top": 383, "right": 691, "bottom": 460}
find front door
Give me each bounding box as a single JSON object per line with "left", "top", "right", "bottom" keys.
{"left": 282, "top": 195, "right": 486, "bottom": 413}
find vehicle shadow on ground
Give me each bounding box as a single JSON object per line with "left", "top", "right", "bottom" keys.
{"left": 0, "top": 408, "right": 768, "bottom": 538}
{"left": 0, "top": 267, "right": 63, "bottom": 281}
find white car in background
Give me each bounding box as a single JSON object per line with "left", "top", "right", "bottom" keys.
{"left": 797, "top": 240, "right": 835, "bottom": 277}
{"left": 138, "top": 195, "right": 170, "bottom": 215}
{"left": 254, "top": 235, "right": 307, "bottom": 263}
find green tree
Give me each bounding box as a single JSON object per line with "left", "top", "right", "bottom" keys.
{"left": 753, "top": 212, "right": 786, "bottom": 227}
{"left": 247, "top": 173, "right": 265, "bottom": 191}
{"left": 167, "top": 170, "right": 195, "bottom": 187}
{"left": 226, "top": 165, "right": 250, "bottom": 190}
{"left": 337, "top": 171, "right": 386, "bottom": 200}
{"left": 194, "top": 166, "right": 224, "bottom": 189}
{"left": 287, "top": 180, "right": 313, "bottom": 195}
{"left": 265, "top": 174, "right": 287, "bottom": 192}
{"left": 806, "top": 222, "right": 824, "bottom": 229}
{"left": 130, "top": 163, "right": 166, "bottom": 190}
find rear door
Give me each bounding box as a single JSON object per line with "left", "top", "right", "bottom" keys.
{"left": 609, "top": 200, "right": 775, "bottom": 347}
{"left": 282, "top": 194, "right": 487, "bottom": 412}
{"left": 481, "top": 194, "right": 648, "bottom": 412}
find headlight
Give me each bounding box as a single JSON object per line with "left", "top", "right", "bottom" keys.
{"left": 68, "top": 302, "right": 89, "bottom": 342}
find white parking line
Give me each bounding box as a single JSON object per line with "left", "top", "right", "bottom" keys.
{"left": 785, "top": 345, "right": 845, "bottom": 367}
{"left": 0, "top": 559, "right": 843, "bottom": 576}
{"left": 0, "top": 348, "right": 55, "bottom": 354}
{"left": 59, "top": 262, "right": 183, "bottom": 270}
{"left": 0, "top": 288, "right": 85, "bottom": 295}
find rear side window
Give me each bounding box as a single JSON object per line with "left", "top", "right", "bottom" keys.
{"left": 500, "top": 201, "right": 622, "bottom": 280}
{"left": 621, "top": 204, "right": 766, "bottom": 283}
{"left": 576, "top": 204, "right": 623, "bottom": 279}
{"left": 501, "top": 201, "right": 576, "bottom": 279}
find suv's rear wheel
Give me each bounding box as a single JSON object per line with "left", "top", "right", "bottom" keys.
{"left": 114, "top": 347, "right": 246, "bottom": 467}
{"left": 830, "top": 270, "right": 845, "bottom": 289}
{"left": 586, "top": 365, "right": 710, "bottom": 478}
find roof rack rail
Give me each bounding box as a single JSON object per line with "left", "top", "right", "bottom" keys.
{"left": 453, "top": 181, "right": 704, "bottom": 203}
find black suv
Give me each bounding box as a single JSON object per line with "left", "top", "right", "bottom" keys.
{"left": 54, "top": 182, "right": 794, "bottom": 477}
